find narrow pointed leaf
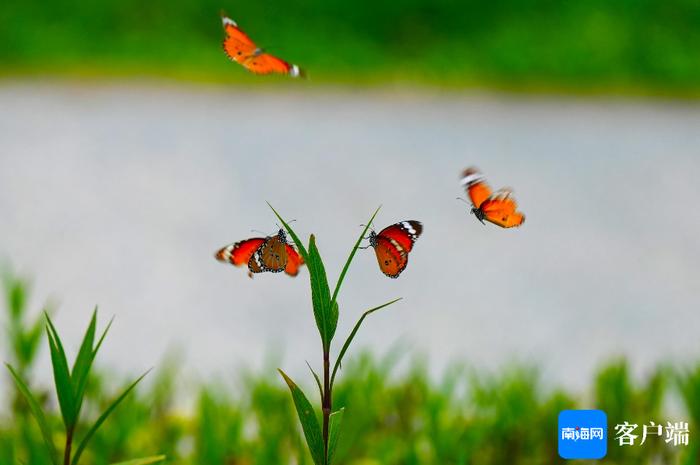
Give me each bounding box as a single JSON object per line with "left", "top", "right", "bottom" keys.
{"left": 93, "top": 316, "right": 114, "bottom": 357}
{"left": 45, "top": 316, "right": 76, "bottom": 428}
{"left": 328, "top": 408, "right": 345, "bottom": 465}
{"left": 72, "top": 309, "right": 97, "bottom": 381}
{"left": 5, "top": 363, "right": 59, "bottom": 465}
{"left": 330, "top": 298, "right": 401, "bottom": 389}
{"left": 330, "top": 206, "right": 381, "bottom": 309}
{"left": 308, "top": 235, "right": 334, "bottom": 349}
{"left": 278, "top": 369, "right": 324, "bottom": 465}
{"left": 74, "top": 315, "right": 113, "bottom": 420}
{"left": 26, "top": 314, "right": 45, "bottom": 364}
{"left": 71, "top": 370, "right": 150, "bottom": 465}
{"left": 306, "top": 361, "right": 323, "bottom": 402}
{"left": 108, "top": 455, "right": 166, "bottom": 465}
{"left": 329, "top": 301, "right": 339, "bottom": 342}
{"left": 267, "top": 202, "right": 309, "bottom": 261}
{"left": 71, "top": 308, "right": 97, "bottom": 416}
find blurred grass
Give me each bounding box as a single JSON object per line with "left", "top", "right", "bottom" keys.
{"left": 4, "top": 350, "right": 700, "bottom": 464}
{"left": 1, "top": 0, "right": 700, "bottom": 95}
{"left": 2, "top": 275, "right": 699, "bottom": 464}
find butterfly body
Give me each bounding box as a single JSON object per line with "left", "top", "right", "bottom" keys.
{"left": 368, "top": 221, "right": 422, "bottom": 278}
{"left": 221, "top": 13, "right": 303, "bottom": 77}
{"left": 461, "top": 168, "right": 525, "bottom": 228}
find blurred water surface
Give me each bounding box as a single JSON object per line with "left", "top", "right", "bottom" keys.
{"left": 0, "top": 82, "right": 698, "bottom": 393}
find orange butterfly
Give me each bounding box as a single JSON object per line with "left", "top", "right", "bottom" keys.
{"left": 366, "top": 221, "right": 423, "bottom": 278}
{"left": 460, "top": 167, "right": 525, "bottom": 228}
{"left": 215, "top": 229, "right": 305, "bottom": 277}
{"left": 221, "top": 12, "right": 304, "bottom": 77}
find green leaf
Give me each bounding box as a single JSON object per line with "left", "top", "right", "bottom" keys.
{"left": 278, "top": 369, "right": 324, "bottom": 465}
{"left": 329, "top": 301, "right": 339, "bottom": 342}
{"left": 305, "top": 360, "right": 323, "bottom": 402}
{"left": 25, "top": 312, "right": 46, "bottom": 367}
{"left": 71, "top": 309, "right": 97, "bottom": 415}
{"left": 330, "top": 298, "right": 401, "bottom": 390}
{"left": 7, "top": 276, "right": 26, "bottom": 319}
{"left": 330, "top": 206, "right": 381, "bottom": 311}
{"left": 71, "top": 309, "right": 97, "bottom": 383}
{"left": 45, "top": 314, "right": 77, "bottom": 429}
{"left": 307, "top": 235, "right": 334, "bottom": 350}
{"left": 5, "top": 363, "right": 59, "bottom": 465}
{"left": 71, "top": 370, "right": 150, "bottom": 465}
{"left": 327, "top": 408, "right": 345, "bottom": 465}
{"left": 108, "top": 455, "right": 166, "bottom": 465}
{"left": 73, "top": 312, "right": 114, "bottom": 422}
{"left": 267, "top": 202, "right": 309, "bottom": 261}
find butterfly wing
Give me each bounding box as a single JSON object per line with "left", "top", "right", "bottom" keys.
{"left": 221, "top": 13, "right": 303, "bottom": 77}
{"left": 461, "top": 167, "right": 492, "bottom": 209}
{"left": 284, "top": 244, "right": 305, "bottom": 276}
{"left": 243, "top": 53, "right": 303, "bottom": 77}
{"left": 480, "top": 190, "right": 525, "bottom": 228}
{"left": 251, "top": 234, "right": 288, "bottom": 273}
{"left": 373, "top": 236, "right": 409, "bottom": 278}
{"left": 215, "top": 238, "right": 266, "bottom": 267}
{"left": 377, "top": 221, "right": 423, "bottom": 253}
{"left": 221, "top": 14, "right": 259, "bottom": 64}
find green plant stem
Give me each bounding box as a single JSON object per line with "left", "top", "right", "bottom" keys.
{"left": 64, "top": 427, "right": 74, "bottom": 465}
{"left": 322, "top": 348, "right": 331, "bottom": 464}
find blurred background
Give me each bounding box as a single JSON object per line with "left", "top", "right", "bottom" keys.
{"left": 1, "top": 0, "right": 699, "bottom": 463}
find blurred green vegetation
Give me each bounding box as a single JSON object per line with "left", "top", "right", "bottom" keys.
{"left": 2, "top": 274, "right": 699, "bottom": 464}
{"left": 1, "top": 0, "right": 699, "bottom": 94}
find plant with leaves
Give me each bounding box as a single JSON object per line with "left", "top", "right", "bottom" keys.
{"left": 2, "top": 271, "right": 59, "bottom": 465}
{"left": 268, "top": 204, "right": 401, "bottom": 465}
{"left": 4, "top": 309, "right": 165, "bottom": 465}
{"left": 2, "top": 273, "right": 50, "bottom": 404}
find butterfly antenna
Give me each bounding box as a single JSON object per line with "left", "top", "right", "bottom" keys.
{"left": 251, "top": 229, "right": 268, "bottom": 235}
{"left": 456, "top": 197, "right": 470, "bottom": 205}
{"left": 358, "top": 223, "right": 375, "bottom": 240}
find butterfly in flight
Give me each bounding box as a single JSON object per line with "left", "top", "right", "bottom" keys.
{"left": 221, "top": 12, "right": 304, "bottom": 77}
{"left": 460, "top": 167, "right": 525, "bottom": 228}
{"left": 364, "top": 221, "right": 423, "bottom": 278}
{"left": 215, "top": 229, "right": 304, "bottom": 277}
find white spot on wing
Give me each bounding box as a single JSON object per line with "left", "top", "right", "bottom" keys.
{"left": 401, "top": 221, "right": 417, "bottom": 235}
{"left": 460, "top": 173, "right": 483, "bottom": 186}
{"left": 222, "top": 16, "right": 237, "bottom": 27}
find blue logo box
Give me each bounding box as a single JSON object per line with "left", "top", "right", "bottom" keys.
{"left": 558, "top": 409, "right": 607, "bottom": 459}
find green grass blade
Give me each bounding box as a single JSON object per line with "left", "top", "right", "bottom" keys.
{"left": 45, "top": 316, "right": 77, "bottom": 429}
{"left": 108, "top": 455, "right": 166, "bottom": 465}
{"left": 278, "top": 369, "right": 324, "bottom": 465}
{"left": 308, "top": 235, "right": 334, "bottom": 350}
{"left": 71, "top": 308, "right": 97, "bottom": 382}
{"left": 5, "top": 363, "right": 59, "bottom": 464}
{"left": 330, "top": 298, "right": 401, "bottom": 390}
{"left": 71, "top": 308, "right": 97, "bottom": 417}
{"left": 267, "top": 202, "right": 309, "bottom": 261}
{"left": 25, "top": 313, "right": 46, "bottom": 366}
{"left": 329, "top": 301, "right": 339, "bottom": 345}
{"left": 93, "top": 315, "right": 114, "bottom": 356}
{"left": 74, "top": 314, "right": 114, "bottom": 422}
{"left": 330, "top": 206, "right": 381, "bottom": 310}
{"left": 327, "top": 408, "right": 345, "bottom": 465}
{"left": 71, "top": 370, "right": 150, "bottom": 465}
{"left": 306, "top": 360, "right": 323, "bottom": 402}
